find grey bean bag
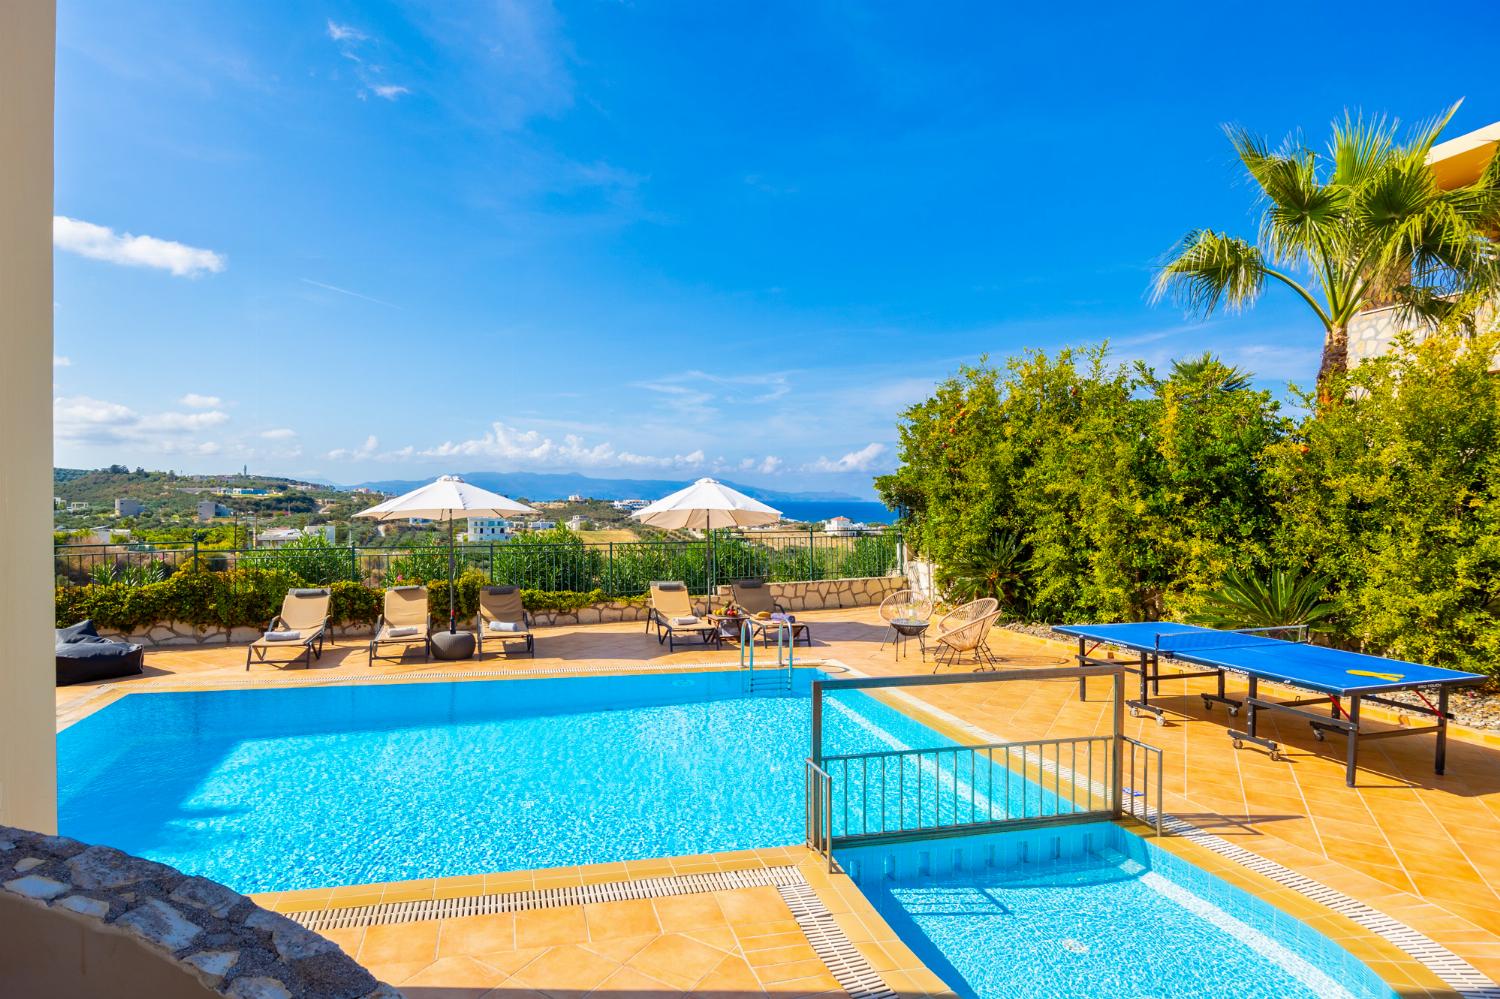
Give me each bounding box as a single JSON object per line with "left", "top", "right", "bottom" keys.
{"left": 56, "top": 620, "right": 145, "bottom": 686}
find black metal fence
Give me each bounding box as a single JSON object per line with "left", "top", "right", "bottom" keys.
{"left": 54, "top": 530, "right": 904, "bottom": 596}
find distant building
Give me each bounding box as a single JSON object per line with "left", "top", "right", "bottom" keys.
{"left": 66, "top": 501, "right": 88, "bottom": 513}
{"left": 220, "top": 487, "right": 268, "bottom": 496}
{"left": 566, "top": 494, "right": 585, "bottom": 503}
{"left": 611, "top": 499, "right": 649, "bottom": 512}
{"left": 113, "top": 498, "right": 144, "bottom": 517}
{"left": 530, "top": 520, "right": 556, "bottom": 531}
{"left": 196, "top": 500, "right": 231, "bottom": 521}
{"left": 88, "top": 527, "right": 130, "bottom": 545}
{"left": 823, "top": 516, "right": 869, "bottom": 536}
{"left": 255, "top": 525, "right": 335, "bottom": 547}
{"left": 464, "top": 517, "right": 515, "bottom": 543}
{"left": 566, "top": 516, "right": 589, "bottom": 531}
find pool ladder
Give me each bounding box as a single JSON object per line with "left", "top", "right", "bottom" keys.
{"left": 740, "top": 619, "right": 793, "bottom": 694}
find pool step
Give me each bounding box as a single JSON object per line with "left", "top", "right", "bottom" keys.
{"left": 840, "top": 823, "right": 1120, "bottom": 888}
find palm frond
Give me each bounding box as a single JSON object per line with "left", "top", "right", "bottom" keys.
{"left": 1169, "top": 352, "right": 1254, "bottom": 391}
{"left": 1152, "top": 231, "right": 1268, "bottom": 315}
{"left": 1328, "top": 109, "right": 1394, "bottom": 187}
{"left": 1190, "top": 567, "right": 1339, "bottom": 632}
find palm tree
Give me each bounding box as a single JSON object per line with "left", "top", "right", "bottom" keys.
{"left": 1168, "top": 352, "right": 1253, "bottom": 392}
{"left": 1154, "top": 104, "right": 1500, "bottom": 394}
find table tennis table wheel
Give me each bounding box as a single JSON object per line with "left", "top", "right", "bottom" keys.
{"left": 1129, "top": 706, "right": 1140, "bottom": 718}
{"left": 1311, "top": 727, "right": 1325, "bottom": 742}
{"left": 1269, "top": 749, "right": 1283, "bottom": 762}
{"left": 1232, "top": 738, "right": 1243, "bottom": 750}
{"left": 1153, "top": 713, "right": 1166, "bottom": 727}
{"left": 1227, "top": 706, "right": 1239, "bottom": 717}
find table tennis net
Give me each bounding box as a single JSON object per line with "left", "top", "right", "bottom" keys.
{"left": 1153, "top": 626, "right": 1308, "bottom": 655}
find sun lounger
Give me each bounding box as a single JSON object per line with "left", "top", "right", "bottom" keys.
{"left": 730, "top": 578, "right": 811, "bottom": 647}
{"left": 245, "top": 588, "right": 331, "bottom": 670}
{"left": 477, "top": 585, "right": 535, "bottom": 658}
{"left": 930, "top": 597, "right": 1002, "bottom": 672}
{"left": 369, "top": 585, "right": 432, "bottom": 664}
{"left": 647, "top": 581, "right": 720, "bottom": 652}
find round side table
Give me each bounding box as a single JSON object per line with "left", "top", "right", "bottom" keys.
{"left": 430, "top": 629, "right": 476, "bottom": 661}
{"left": 890, "top": 617, "right": 930, "bottom": 661}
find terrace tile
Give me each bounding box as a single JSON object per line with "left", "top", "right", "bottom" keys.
{"left": 58, "top": 605, "right": 1500, "bottom": 996}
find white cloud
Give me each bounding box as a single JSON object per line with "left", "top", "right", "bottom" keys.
{"left": 260, "top": 428, "right": 297, "bottom": 440}
{"left": 739, "top": 455, "right": 784, "bottom": 475}
{"left": 179, "top": 393, "right": 222, "bottom": 409}
{"left": 54, "top": 394, "right": 228, "bottom": 447}
{"left": 326, "top": 20, "right": 367, "bottom": 42}
{"left": 53, "top": 355, "right": 71, "bottom": 368}
{"left": 634, "top": 371, "right": 790, "bottom": 418}
{"left": 370, "top": 84, "right": 411, "bottom": 100}
{"left": 326, "top": 435, "right": 381, "bottom": 461}
{"left": 806, "top": 442, "right": 889, "bottom": 474}
{"left": 53, "top": 216, "right": 226, "bottom": 278}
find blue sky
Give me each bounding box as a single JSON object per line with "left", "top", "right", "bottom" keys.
{"left": 52, "top": 1, "right": 1500, "bottom": 497}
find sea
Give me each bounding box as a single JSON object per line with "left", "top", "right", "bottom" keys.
{"left": 774, "top": 500, "right": 897, "bottom": 525}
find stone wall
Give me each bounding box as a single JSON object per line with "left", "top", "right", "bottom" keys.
{"left": 1347, "top": 301, "right": 1500, "bottom": 370}
{"left": 0, "top": 824, "right": 398, "bottom": 998}
{"left": 712, "top": 575, "right": 904, "bottom": 611}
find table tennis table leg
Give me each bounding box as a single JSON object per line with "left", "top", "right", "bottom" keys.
{"left": 1436, "top": 687, "right": 1449, "bottom": 775}
{"left": 1245, "top": 677, "right": 1258, "bottom": 739}
{"left": 1077, "top": 638, "right": 1088, "bottom": 701}
{"left": 1344, "top": 697, "right": 1361, "bottom": 787}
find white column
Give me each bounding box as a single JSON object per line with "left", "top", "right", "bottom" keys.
{"left": 0, "top": 0, "right": 58, "bottom": 832}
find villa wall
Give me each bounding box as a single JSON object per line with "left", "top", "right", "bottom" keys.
{"left": 0, "top": 825, "right": 396, "bottom": 998}
{"left": 1346, "top": 301, "right": 1500, "bottom": 370}
{"left": 100, "top": 576, "right": 906, "bottom": 648}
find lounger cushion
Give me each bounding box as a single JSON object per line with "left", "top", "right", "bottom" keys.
{"left": 264, "top": 630, "right": 303, "bottom": 642}
{"left": 488, "top": 620, "right": 525, "bottom": 633}
{"left": 385, "top": 626, "right": 421, "bottom": 638}
{"left": 671, "top": 616, "right": 701, "bottom": 626}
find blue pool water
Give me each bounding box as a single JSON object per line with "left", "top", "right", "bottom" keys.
{"left": 59, "top": 668, "right": 961, "bottom": 893}
{"left": 838, "top": 823, "right": 1397, "bottom": 999}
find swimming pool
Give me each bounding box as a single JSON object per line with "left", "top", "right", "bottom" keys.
{"left": 58, "top": 668, "right": 963, "bottom": 893}
{"left": 838, "top": 822, "right": 1397, "bottom": 999}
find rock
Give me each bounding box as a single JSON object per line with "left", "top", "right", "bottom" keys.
{"left": 117, "top": 899, "right": 203, "bottom": 952}
{"left": 170, "top": 876, "right": 245, "bottom": 919}
{"left": 227, "top": 976, "right": 293, "bottom": 999}
{"left": 246, "top": 909, "right": 338, "bottom": 962}
{"left": 68, "top": 845, "right": 175, "bottom": 890}
{"left": 184, "top": 949, "right": 239, "bottom": 980}
{"left": 56, "top": 894, "right": 111, "bottom": 919}
{"left": 4, "top": 875, "right": 69, "bottom": 900}
{"left": 14, "top": 857, "right": 43, "bottom": 873}
{"left": 291, "top": 948, "right": 378, "bottom": 996}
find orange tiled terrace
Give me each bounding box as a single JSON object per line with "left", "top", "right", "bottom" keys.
{"left": 53, "top": 604, "right": 1500, "bottom": 998}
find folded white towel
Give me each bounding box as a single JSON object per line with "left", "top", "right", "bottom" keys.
{"left": 671, "top": 616, "right": 700, "bottom": 627}
{"left": 488, "top": 620, "right": 523, "bottom": 633}
{"left": 264, "top": 630, "right": 302, "bottom": 642}
{"left": 386, "top": 625, "right": 420, "bottom": 638}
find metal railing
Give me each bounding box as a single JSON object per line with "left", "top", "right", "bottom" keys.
{"left": 804, "top": 666, "right": 1166, "bottom": 867}
{"left": 806, "top": 759, "right": 834, "bottom": 867}
{"left": 814, "top": 735, "right": 1115, "bottom": 844}
{"left": 1123, "top": 737, "right": 1164, "bottom": 834}
{"left": 54, "top": 529, "right": 903, "bottom": 596}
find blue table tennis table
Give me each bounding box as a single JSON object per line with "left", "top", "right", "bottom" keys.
{"left": 1053, "top": 622, "right": 1485, "bottom": 786}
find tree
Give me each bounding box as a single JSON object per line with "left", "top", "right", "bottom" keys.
{"left": 1154, "top": 105, "right": 1500, "bottom": 393}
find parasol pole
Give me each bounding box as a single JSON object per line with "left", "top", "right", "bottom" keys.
{"left": 448, "top": 511, "right": 457, "bottom": 633}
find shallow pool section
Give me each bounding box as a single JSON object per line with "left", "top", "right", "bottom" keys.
{"left": 837, "top": 823, "right": 1396, "bottom": 999}
{"left": 59, "top": 669, "right": 971, "bottom": 893}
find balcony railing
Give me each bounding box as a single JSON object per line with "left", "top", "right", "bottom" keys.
{"left": 55, "top": 530, "right": 903, "bottom": 597}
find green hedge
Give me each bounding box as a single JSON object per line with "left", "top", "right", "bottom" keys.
{"left": 55, "top": 567, "right": 648, "bottom": 632}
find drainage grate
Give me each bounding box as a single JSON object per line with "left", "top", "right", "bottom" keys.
{"left": 776, "top": 879, "right": 898, "bottom": 999}
{"left": 288, "top": 865, "right": 806, "bottom": 931}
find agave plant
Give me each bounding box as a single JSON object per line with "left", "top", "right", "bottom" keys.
{"left": 940, "top": 532, "right": 1026, "bottom": 610}
{"left": 88, "top": 560, "right": 170, "bottom": 587}
{"left": 1191, "top": 567, "right": 1338, "bottom": 632}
